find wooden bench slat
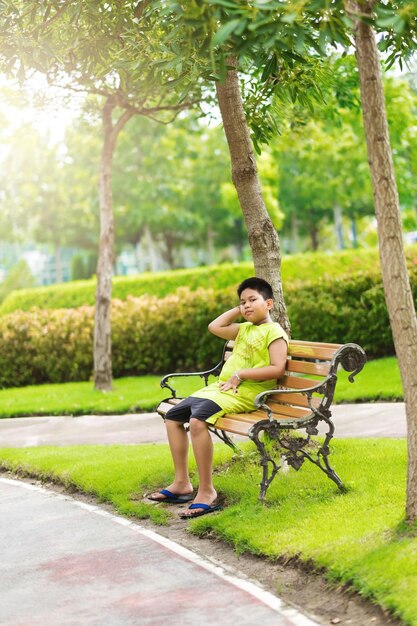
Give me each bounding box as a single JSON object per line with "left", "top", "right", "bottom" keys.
{"left": 267, "top": 403, "right": 312, "bottom": 419}
{"left": 216, "top": 411, "right": 316, "bottom": 436}
{"left": 288, "top": 344, "right": 339, "bottom": 360}
{"left": 277, "top": 375, "right": 323, "bottom": 390}
{"left": 228, "top": 338, "right": 341, "bottom": 361}
{"left": 215, "top": 416, "right": 259, "bottom": 435}
{"left": 157, "top": 399, "right": 182, "bottom": 415}
{"left": 286, "top": 359, "right": 330, "bottom": 376}
{"left": 223, "top": 410, "right": 268, "bottom": 422}
{"left": 290, "top": 340, "right": 342, "bottom": 349}
{"left": 267, "top": 392, "right": 321, "bottom": 409}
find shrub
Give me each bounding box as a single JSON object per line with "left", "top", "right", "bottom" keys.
{"left": 0, "top": 267, "right": 410, "bottom": 388}
{"left": 0, "top": 263, "right": 252, "bottom": 314}
{"left": 286, "top": 271, "right": 393, "bottom": 357}
{"left": 0, "top": 306, "right": 95, "bottom": 388}
{"left": 1, "top": 246, "right": 394, "bottom": 315}
{"left": 0, "top": 289, "right": 234, "bottom": 388}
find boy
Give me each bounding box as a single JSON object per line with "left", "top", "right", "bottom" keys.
{"left": 148, "top": 277, "right": 288, "bottom": 518}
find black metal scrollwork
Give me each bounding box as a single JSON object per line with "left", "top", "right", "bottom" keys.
{"left": 332, "top": 343, "right": 367, "bottom": 383}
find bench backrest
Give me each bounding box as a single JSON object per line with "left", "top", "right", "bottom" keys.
{"left": 223, "top": 339, "right": 364, "bottom": 420}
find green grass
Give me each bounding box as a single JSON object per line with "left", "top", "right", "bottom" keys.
{"left": 0, "top": 356, "right": 403, "bottom": 419}
{"left": 0, "top": 375, "right": 204, "bottom": 418}
{"left": 334, "top": 356, "right": 403, "bottom": 402}
{"left": 1, "top": 438, "right": 416, "bottom": 624}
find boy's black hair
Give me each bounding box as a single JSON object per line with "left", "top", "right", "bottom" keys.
{"left": 237, "top": 277, "right": 273, "bottom": 300}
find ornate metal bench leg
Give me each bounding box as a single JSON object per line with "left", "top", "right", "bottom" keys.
{"left": 258, "top": 456, "right": 279, "bottom": 502}
{"left": 249, "top": 421, "right": 282, "bottom": 503}
{"left": 317, "top": 443, "right": 347, "bottom": 493}
{"left": 209, "top": 427, "right": 240, "bottom": 454}
{"left": 303, "top": 412, "right": 347, "bottom": 493}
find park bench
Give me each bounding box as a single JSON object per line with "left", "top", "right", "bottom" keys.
{"left": 156, "top": 339, "right": 366, "bottom": 502}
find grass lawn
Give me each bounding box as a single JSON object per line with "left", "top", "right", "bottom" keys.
{"left": 0, "top": 356, "right": 403, "bottom": 419}
{"left": 0, "top": 438, "right": 416, "bottom": 624}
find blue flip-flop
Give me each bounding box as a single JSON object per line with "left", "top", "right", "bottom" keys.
{"left": 147, "top": 489, "right": 194, "bottom": 504}
{"left": 180, "top": 502, "right": 222, "bottom": 519}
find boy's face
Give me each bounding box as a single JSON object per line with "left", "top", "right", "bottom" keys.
{"left": 239, "top": 288, "right": 273, "bottom": 325}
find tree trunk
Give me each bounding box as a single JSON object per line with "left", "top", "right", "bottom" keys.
{"left": 216, "top": 56, "right": 290, "bottom": 335}
{"left": 144, "top": 224, "right": 159, "bottom": 272}
{"left": 94, "top": 97, "right": 134, "bottom": 391}
{"left": 54, "top": 244, "right": 62, "bottom": 283}
{"left": 348, "top": 0, "right": 417, "bottom": 521}
{"left": 350, "top": 215, "right": 358, "bottom": 248}
{"left": 308, "top": 221, "right": 319, "bottom": 251}
{"left": 161, "top": 232, "right": 176, "bottom": 269}
{"left": 206, "top": 223, "right": 214, "bottom": 265}
{"left": 333, "top": 204, "right": 345, "bottom": 250}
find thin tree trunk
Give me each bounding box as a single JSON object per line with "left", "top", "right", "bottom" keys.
{"left": 348, "top": 0, "right": 417, "bottom": 520}
{"left": 350, "top": 215, "right": 358, "bottom": 248}
{"left": 144, "top": 224, "right": 159, "bottom": 272}
{"left": 54, "top": 244, "right": 62, "bottom": 283}
{"left": 134, "top": 240, "right": 143, "bottom": 272}
{"left": 308, "top": 222, "right": 319, "bottom": 251}
{"left": 414, "top": 198, "right": 417, "bottom": 230}
{"left": 161, "top": 232, "right": 176, "bottom": 269}
{"left": 206, "top": 223, "right": 214, "bottom": 265}
{"left": 94, "top": 97, "right": 134, "bottom": 391}
{"left": 333, "top": 204, "right": 345, "bottom": 250}
{"left": 216, "top": 56, "right": 290, "bottom": 335}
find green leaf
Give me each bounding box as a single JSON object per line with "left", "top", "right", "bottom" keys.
{"left": 281, "top": 13, "right": 298, "bottom": 25}
{"left": 376, "top": 16, "right": 398, "bottom": 28}
{"left": 281, "top": 50, "right": 307, "bottom": 64}
{"left": 261, "top": 54, "right": 277, "bottom": 82}
{"left": 252, "top": 135, "right": 262, "bottom": 155}
{"left": 393, "top": 16, "right": 406, "bottom": 34}
{"left": 212, "top": 19, "right": 241, "bottom": 46}
{"left": 206, "top": 0, "right": 240, "bottom": 8}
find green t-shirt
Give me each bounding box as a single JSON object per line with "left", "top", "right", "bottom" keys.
{"left": 191, "top": 321, "right": 288, "bottom": 424}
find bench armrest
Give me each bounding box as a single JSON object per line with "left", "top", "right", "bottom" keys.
{"left": 330, "top": 343, "right": 367, "bottom": 382}
{"left": 160, "top": 361, "right": 223, "bottom": 398}
{"left": 254, "top": 378, "right": 330, "bottom": 410}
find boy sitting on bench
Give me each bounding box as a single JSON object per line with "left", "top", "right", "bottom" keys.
{"left": 148, "top": 277, "right": 288, "bottom": 519}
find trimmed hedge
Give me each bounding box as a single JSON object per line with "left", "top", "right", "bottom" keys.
{"left": 0, "top": 288, "right": 232, "bottom": 388}
{"left": 0, "top": 247, "right": 388, "bottom": 315}
{"left": 1, "top": 266, "right": 415, "bottom": 388}
{"left": 0, "top": 263, "right": 252, "bottom": 314}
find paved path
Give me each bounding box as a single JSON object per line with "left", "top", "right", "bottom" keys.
{"left": 0, "top": 477, "right": 317, "bottom": 626}
{"left": 0, "top": 403, "right": 407, "bottom": 448}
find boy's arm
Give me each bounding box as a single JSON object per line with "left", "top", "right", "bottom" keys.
{"left": 219, "top": 338, "right": 287, "bottom": 393}
{"left": 208, "top": 306, "right": 241, "bottom": 340}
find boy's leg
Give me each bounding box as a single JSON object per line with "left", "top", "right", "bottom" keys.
{"left": 186, "top": 418, "right": 217, "bottom": 515}
{"left": 149, "top": 400, "right": 194, "bottom": 501}
{"left": 165, "top": 419, "right": 193, "bottom": 494}
{"left": 149, "top": 397, "right": 221, "bottom": 505}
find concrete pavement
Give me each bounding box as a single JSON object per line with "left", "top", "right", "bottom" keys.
{"left": 0, "top": 402, "right": 407, "bottom": 448}
{"left": 0, "top": 477, "right": 318, "bottom": 626}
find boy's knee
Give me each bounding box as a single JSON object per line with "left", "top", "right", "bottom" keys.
{"left": 189, "top": 418, "right": 208, "bottom": 434}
